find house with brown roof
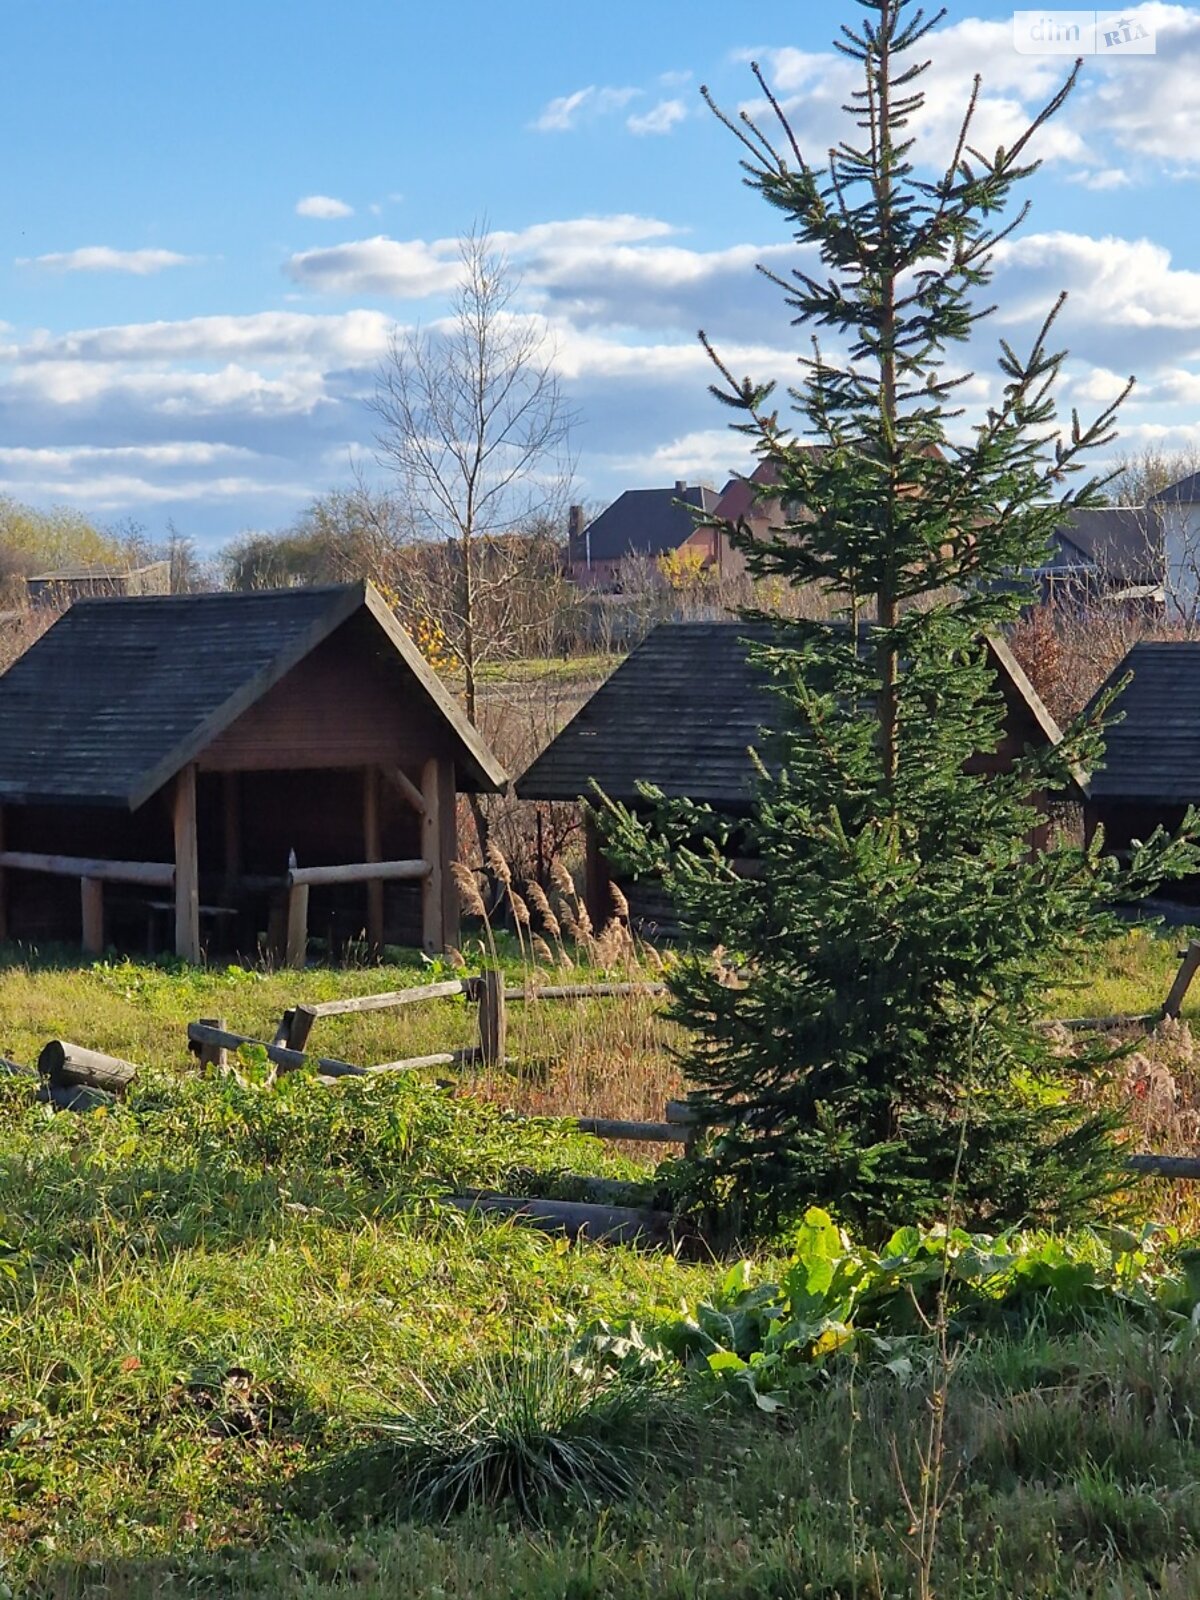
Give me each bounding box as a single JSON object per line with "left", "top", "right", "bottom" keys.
{"left": 0, "top": 582, "right": 505, "bottom": 963}
{"left": 566, "top": 482, "right": 727, "bottom": 588}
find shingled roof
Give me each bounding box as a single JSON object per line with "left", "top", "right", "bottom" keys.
{"left": 1048, "top": 507, "right": 1162, "bottom": 586}
{"left": 579, "top": 484, "right": 723, "bottom": 564}
{"left": 1086, "top": 641, "right": 1200, "bottom": 802}
{"left": 0, "top": 581, "right": 506, "bottom": 808}
{"left": 518, "top": 619, "right": 1064, "bottom": 805}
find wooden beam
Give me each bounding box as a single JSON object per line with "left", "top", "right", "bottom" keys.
{"left": 285, "top": 882, "right": 310, "bottom": 968}
{"left": 575, "top": 1118, "right": 684, "bottom": 1142}
{"left": 173, "top": 765, "right": 201, "bottom": 963}
{"left": 505, "top": 981, "right": 667, "bottom": 1002}
{"left": 80, "top": 877, "right": 104, "bottom": 956}
{"left": 0, "top": 850, "right": 174, "bottom": 887}
{"left": 295, "top": 980, "right": 468, "bottom": 1022}
{"left": 385, "top": 766, "right": 427, "bottom": 816}
{"left": 1164, "top": 941, "right": 1200, "bottom": 1019}
{"left": 286, "top": 859, "right": 430, "bottom": 888}
{"left": 186, "top": 1020, "right": 366, "bottom": 1079}
{"left": 583, "top": 815, "right": 612, "bottom": 932}
{"left": 421, "top": 757, "right": 458, "bottom": 954}
{"left": 364, "top": 766, "right": 384, "bottom": 949}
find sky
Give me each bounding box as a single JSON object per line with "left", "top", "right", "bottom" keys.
{"left": 3, "top": 0, "right": 1200, "bottom": 548}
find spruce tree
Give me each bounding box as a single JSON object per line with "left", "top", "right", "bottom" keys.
{"left": 599, "top": 0, "right": 1200, "bottom": 1238}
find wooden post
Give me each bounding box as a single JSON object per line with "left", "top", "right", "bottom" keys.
{"left": 1164, "top": 941, "right": 1200, "bottom": 1019}
{"left": 584, "top": 815, "right": 613, "bottom": 932}
{"left": 0, "top": 806, "right": 8, "bottom": 944}
{"left": 364, "top": 766, "right": 384, "bottom": 949}
{"left": 478, "top": 969, "right": 506, "bottom": 1068}
{"left": 196, "top": 1016, "right": 228, "bottom": 1071}
{"left": 222, "top": 773, "right": 241, "bottom": 893}
{"left": 80, "top": 877, "right": 104, "bottom": 956}
{"left": 37, "top": 1041, "right": 137, "bottom": 1095}
{"left": 420, "top": 757, "right": 458, "bottom": 954}
{"left": 173, "top": 764, "right": 201, "bottom": 963}
{"left": 285, "top": 883, "right": 310, "bottom": 968}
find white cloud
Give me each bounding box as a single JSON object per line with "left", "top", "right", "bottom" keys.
{"left": 19, "top": 247, "right": 197, "bottom": 275}
{"left": 285, "top": 215, "right": 679, "bottom": 301}
{"left": 627, "top": 98, "right": 688, "bottom": 136}
{"left": 296, "top": 194, "right": 354, "bottom": 220}
{"left": 19, "top": 309, "right": 393, "bottom": 368}
{"left": 531, "top": 84, "right": 640, "bottom": 132}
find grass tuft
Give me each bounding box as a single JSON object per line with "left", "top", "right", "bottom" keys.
{"left": 321, "top": 1348, "right": 693, "bottom": 1525}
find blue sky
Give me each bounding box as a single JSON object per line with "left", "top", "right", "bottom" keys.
{"left": 3, "top": 1, "right": 1199, "bottom": 546}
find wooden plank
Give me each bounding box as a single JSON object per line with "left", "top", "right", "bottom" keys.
{"left": 1163, "top": 941, "right": 1200, "bottom": 1019}
{"left": 364, "top": 766, "right": 384, "bottom": 949}
{"left": 0, "top": 850, "right": 174, "bottom": 887}
{"left": 575, "top": 1118, "right": 684, "bottom": 1142}
{"left": 478, "top": 969, "right": 506, "bottom": 1068}
{"left": 285, "top": 1006, "right": 316, "bottom": 1051}
{"left": 1044, "top": 1011, "right": 1157, "bottom": 1032}
{"left": 665, "top": 1099, "right": 702, "bottom": 1125}
{"left": 369, "top": 1046, "right": 479, "bottom": 1073}
{"left": 80, "top": 877, "right": 104, "bottom": 956}
{"left": 186, "top": 1021, "right": 366, "bottom": 1078}
{"left": 287, "top": 859, "right": 431, "bottom": 888}
{"left": 285, "top": 882, "right": 310, "bottom": 968}
{"left": 506, "top": 981, "right": 668, "bottom": 1002}
{"left": 173, "top": 764, "right": 201, "bottom": 963}
{"left": 37, "top": 1041, "right": 137, "bottom": 1094}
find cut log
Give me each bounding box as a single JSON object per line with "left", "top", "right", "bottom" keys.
{"left": 0, "top": 1057, "right": 35, "bottom": 1078}
{"left": 37, "top": 1041, "right": 137, "bottom": 1095}
{"left": 444, "top": 1191, "right": 688, "bottom": 1250}
{"left": 0, "top": 850, "right": 174, "bottom": 886}
{"left": 38, "top": 1083, "right": 115, "bottom": 1113}
{"left": 185, "top": 1021, "right": 366, "bottom": 1079}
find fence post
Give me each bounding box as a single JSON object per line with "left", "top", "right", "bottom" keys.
{"left": 197, "top": 1016, "right": 228, "bottom": 1071}
{"left": 1163, "top": 941, "right": 1200, "bottom": 1020}
{"left": 479, "top": 969, "right": 507, "bottom": 1068}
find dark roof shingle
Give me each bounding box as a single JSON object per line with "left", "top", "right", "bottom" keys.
{"left": 0, "top": 582, "right": 505, "bottom": 807}
{"left": 518, "top": 620, "right": 1064, "bottom": 805}
{"left": 579, "top": 485, "right": 723, "bottom": 564}
{"left": 1086, "top": 641, "right": 1200, "bottom": 801}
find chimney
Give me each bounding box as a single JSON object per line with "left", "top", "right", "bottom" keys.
{"left": 567, "top": 503, "right": 587, "bottom": 565}
{"left": 674, "top": 480, "right": 688, "bottom": 494}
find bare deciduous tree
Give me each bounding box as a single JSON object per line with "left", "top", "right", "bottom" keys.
{"left": 370, "top": 227, "right": 576, "bottom": 722}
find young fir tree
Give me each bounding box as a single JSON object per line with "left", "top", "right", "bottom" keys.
{"left": 599, "top": 0, "right": 1200, "bottom": 1239}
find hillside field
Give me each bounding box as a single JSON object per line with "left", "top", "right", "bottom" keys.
{"left": 1, "top": 930, "right": 1200, "bottom": 1598}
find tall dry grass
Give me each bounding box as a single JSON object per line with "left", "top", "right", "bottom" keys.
{"left": 452, "top": 848, "right": 686, "bottom": 1151}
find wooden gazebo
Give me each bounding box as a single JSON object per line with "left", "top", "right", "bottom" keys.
{"left": 0, "top": 582, "right": 505, "bottom": 962}
{"left": 518, "top": 619, "right": 1074, "bottom": 932}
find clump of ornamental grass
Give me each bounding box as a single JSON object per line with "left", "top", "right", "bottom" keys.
{"left": 331, "top": 1348, "right": 693, "bottom": 1525}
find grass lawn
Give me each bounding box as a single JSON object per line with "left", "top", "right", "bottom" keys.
{"left": 0, "top": 925, "right": 1199, "bottom": 1598}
